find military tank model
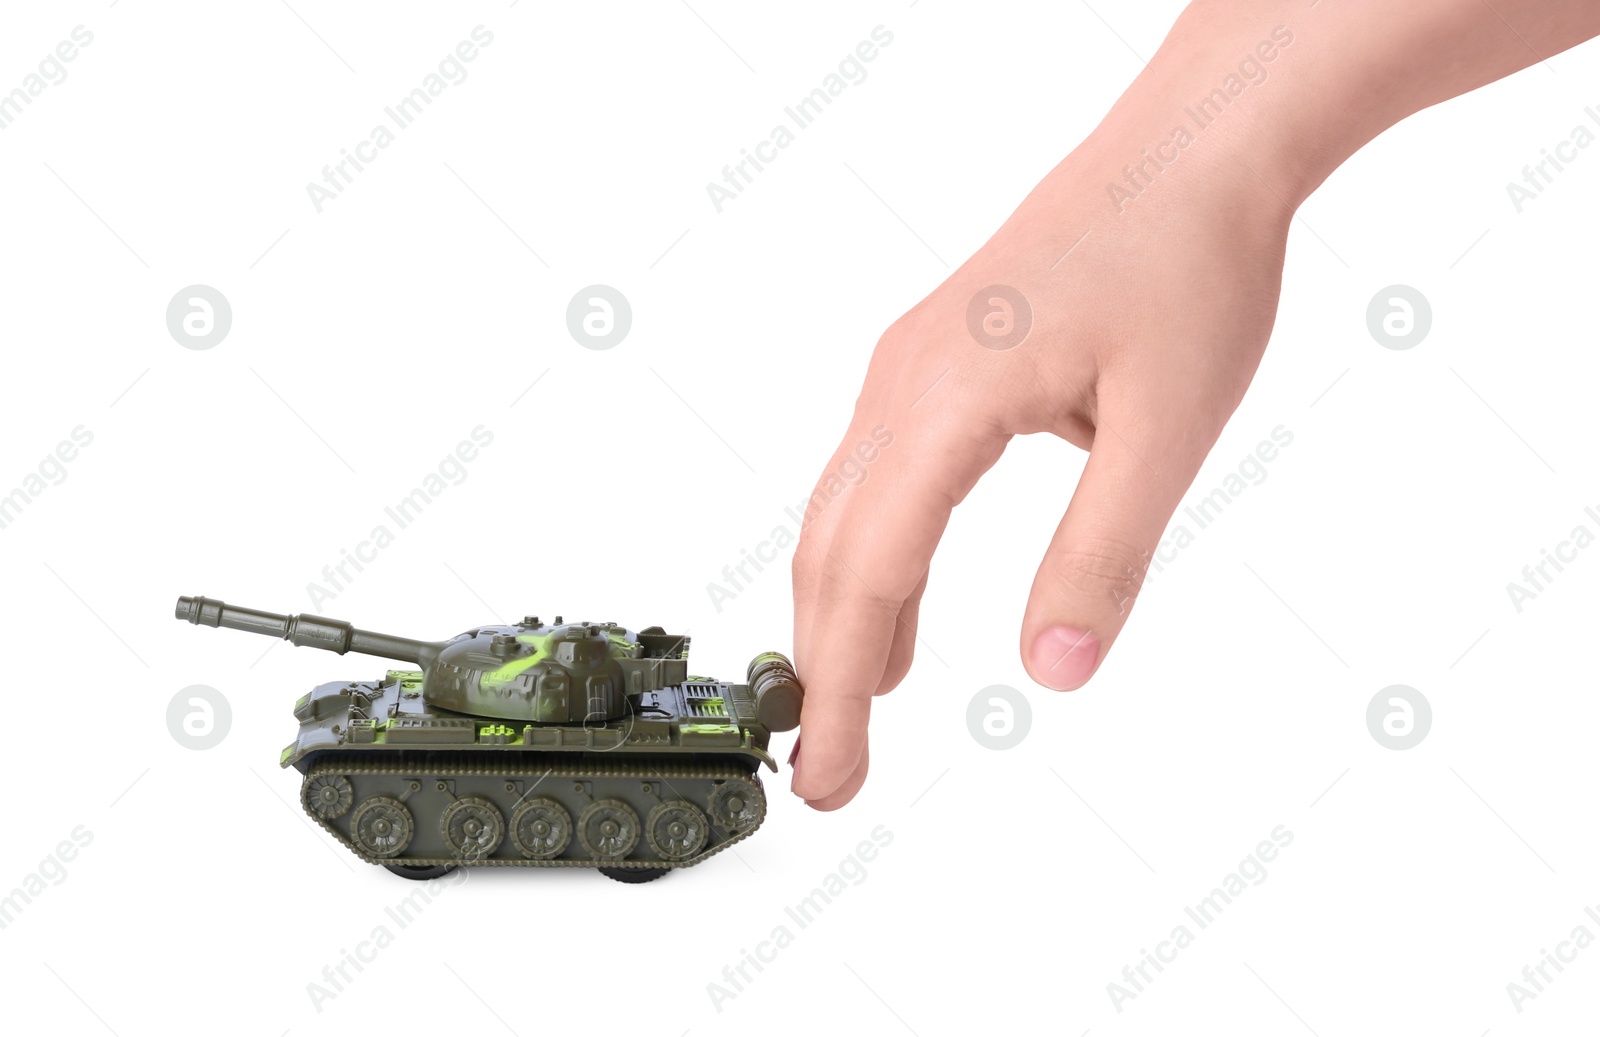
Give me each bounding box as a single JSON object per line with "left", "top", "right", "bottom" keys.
{"left": 175, "top": 596, "right": 802, "bottom": 883}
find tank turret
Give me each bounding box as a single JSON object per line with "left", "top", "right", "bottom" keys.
{"left": 176, "top": 596, "right": 712, "bottom": 725}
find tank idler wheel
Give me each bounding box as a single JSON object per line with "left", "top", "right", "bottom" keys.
{"left": 305, "top": 774, "right": 354, "bottom": 819}
{"left": 578, "top": 799, "right": 641, "bottom": 860}
{"left": 352, "top": 795, "right": 415, "bottom": 858}
{"left": 646, "top": 800, "right": 710, "bottom": 861}
{"left": 440, "top": 796, "right": 505, "bottom": 859}
{"left": 385, "top": 864, "right": 458, "bottom": 881}
{"left": 510, "top": 798, "right": 573, "bottom": 859}
{"left": 599, "top": 867, "right": 670, "bottom": 884}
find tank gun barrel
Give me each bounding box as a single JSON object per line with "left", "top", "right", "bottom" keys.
{"left": 175, "top": 595, "right": 443, "bottom": 665}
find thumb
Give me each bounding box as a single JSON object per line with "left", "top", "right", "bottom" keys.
{"left": 1021, "top": 434, "right": 1200, "bottom": 691}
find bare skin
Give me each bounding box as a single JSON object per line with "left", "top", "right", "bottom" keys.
{"left": 790, "top": 0, "right": 1600, "bottom": 809}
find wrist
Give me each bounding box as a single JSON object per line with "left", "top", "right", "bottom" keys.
{"left": 1073, "top": 1, "right": 1378, "bottom": 219}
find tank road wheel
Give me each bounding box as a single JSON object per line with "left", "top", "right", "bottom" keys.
{"left": 578, "top": 799, "right": 641, "bottom": 861}
{"left": 599, "top": 867, "right": 670, "bottom": 884}
{"left": 510, "top": 798, "right": 573, "bottom": 859}
{"left": 440, "top": 797, "right": 505, "bottom": 859}
{"left": 646, "top": 801, "right": 709, "bottom": 861}
{"left": 305, "top": 774, "right": 354, "bottom": 820}
{"left": 351, "top": 796, "right": 414, "bottom": 859}
{"left": 707, "top": 777, "right": 764, "bottom": 833}
{"left": 385, "top": 864, "right": 458, "bottom": 881}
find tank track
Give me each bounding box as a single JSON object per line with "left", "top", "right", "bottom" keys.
{"left": 299, "top": 750, "right": 766, "bottom": 872}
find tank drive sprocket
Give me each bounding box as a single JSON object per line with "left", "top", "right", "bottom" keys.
{"left": 708, "top": 776, "right": 765, "bottom": 832}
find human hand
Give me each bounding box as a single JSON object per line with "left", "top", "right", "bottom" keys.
{"left": 787, "top": 0, "right": 1600, "bottom": 811}
{"left": 789, "top": 131, "right": 1293, "bottom": 806}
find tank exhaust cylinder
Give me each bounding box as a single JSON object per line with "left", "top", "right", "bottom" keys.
{"left": 747, "top": 651, "right": 803, "bottom": 733}
{"left": 175, "top": 596, "right": 443, "bottom": 666}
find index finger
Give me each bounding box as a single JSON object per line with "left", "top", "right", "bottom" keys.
{"left": 789, "top": 414, "right": 1003, "bottom": 804}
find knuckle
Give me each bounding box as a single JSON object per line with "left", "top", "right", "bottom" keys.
{"left": 791, "top": 543, "right": 852, "bottom": 599}
{"left": 1049, "top": 538, "right": 1150, "bottom": 616}
{"left": 865, "top": 322, "right": 915, "bottom": 375}
{"left": 791, "top": 536, "right": 829, "bottom": 593}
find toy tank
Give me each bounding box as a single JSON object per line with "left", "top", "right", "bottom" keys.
{"left": 175, "top": 596, "right": 802, "bottom": 883}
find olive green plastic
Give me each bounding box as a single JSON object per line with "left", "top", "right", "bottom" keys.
{"left": 175, "top": 596, "right": 802, "bottom": 879}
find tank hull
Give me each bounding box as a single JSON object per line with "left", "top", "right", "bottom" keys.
{"left": 283, "top": 669, "right": 778, "bottom": 772}
{"left": 285, "top": 668, "right": 777, "bottom": 874}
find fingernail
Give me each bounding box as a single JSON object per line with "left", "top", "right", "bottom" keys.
{"left": 1030, "top": 625, "right": 1099, "bottom": 690}
{"left": 788, "top": 738, "right": 802, "bottom": 794}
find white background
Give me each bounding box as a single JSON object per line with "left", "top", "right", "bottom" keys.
{"left": 1, "top": 1, "right": 1596, "bottom": 1034}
